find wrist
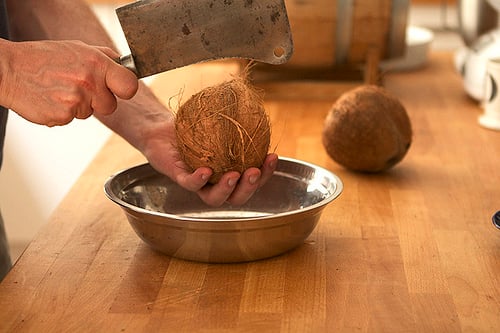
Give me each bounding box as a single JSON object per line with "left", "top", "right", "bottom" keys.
{"left": 97, "top": 82, "right": 175, "bottom": 153}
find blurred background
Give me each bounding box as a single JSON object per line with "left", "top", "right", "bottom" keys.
{"left": 0, "top": 0, "right": 479, "bottom": 262}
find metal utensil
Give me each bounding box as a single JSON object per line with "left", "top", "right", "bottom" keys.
{"left": 104, "top": 157, "right": 343, "bottom": 263}
{"left": 116, "top": 0, "right": 294, "bottom": 78}
{"left": 493, "top": 210, "right": 500, "bottom": 229}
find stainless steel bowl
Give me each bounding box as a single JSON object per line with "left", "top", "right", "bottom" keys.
{"left": 104, "top": 157, "right": 343, "bottom": 263}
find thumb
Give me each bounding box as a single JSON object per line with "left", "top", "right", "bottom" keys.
{"left": 97, "top": 46, "right": 139, "bottom": 100}
{"left": 106, "top": 62, "right": 139, "bottom": 100}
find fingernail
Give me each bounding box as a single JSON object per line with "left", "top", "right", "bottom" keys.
{"left": 201, "top": 173, "right": 209, "bottom": 181}
{"left": 228, "top": 178, "right": 237, "bottom": 187}
{"left": 269, "top": 158, "right": 277, "bottom": 169}
{"left": 249, "top": 175, "right": 259, "bottom": 185}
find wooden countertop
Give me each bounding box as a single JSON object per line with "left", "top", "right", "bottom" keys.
{"left": 0, "top": 53, "right": 499, "bottom": 332}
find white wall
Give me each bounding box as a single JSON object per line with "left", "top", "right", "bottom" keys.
{"left": 0, "top": 5, "right": 127, "bottom": 260}
{"left": 0, "top": 117, "right": 112, "bottom": 244}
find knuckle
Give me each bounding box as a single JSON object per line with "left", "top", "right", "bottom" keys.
{"left": 48, "top": 97, "right": 83, "bottom": 125}
{"left": 62, "top": 92, "right": 83, "bottom": 105}
{"left": 75, "top": 72, "right": 96, "bottom": 92}
{"left": 46, "top": 112, "right": 74, "bottom": 126}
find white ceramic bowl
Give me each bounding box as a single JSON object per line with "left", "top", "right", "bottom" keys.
{"left": 380, "top": 26, "right": 434, "bottom": 71}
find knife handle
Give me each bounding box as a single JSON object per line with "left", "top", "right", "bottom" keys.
{"left": 119, "top": 54, "right": 138, "bottom": 76}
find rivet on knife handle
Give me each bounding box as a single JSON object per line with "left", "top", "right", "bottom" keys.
{"left": 119, "top": 54, "right": 138, "bottom": 76}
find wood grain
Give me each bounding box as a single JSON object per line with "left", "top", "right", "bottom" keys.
{"left": 0, "top": 53, "right": 499, "bottom": 332}
{"left": 281, "top": 0, "right": 403, "bottom": 67}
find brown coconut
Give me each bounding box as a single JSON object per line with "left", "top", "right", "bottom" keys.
{"left": 322, "top": 85, "right": 412, "bottom": 172}
{"left": 175, "top": 76, "right": 270, "bottom": 184}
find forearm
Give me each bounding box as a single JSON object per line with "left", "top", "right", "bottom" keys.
{"left": 6, "top": 0, "right": 114, "bottom": 46}
{"left": 5, "top": 0, "right": 173, "bottom": 146}
{"left": 4, "top": 0, "right": 277, "bottom": 206}
{"left": 95, "top": 82, "right": 174, "bottom": 153}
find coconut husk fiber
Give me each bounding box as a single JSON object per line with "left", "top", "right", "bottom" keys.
{"left": 175, "top": 75, "right": 271, "bottom": 184}
{"left": 322, "top": 85, "right": 412, "bottom": 172}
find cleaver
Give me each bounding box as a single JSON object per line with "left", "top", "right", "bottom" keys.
{"left": 115, "top": 0, "right": 294, "bottom": 78}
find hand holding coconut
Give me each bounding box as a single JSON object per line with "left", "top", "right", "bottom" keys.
{"left": 98, "top": 83, "right": 277, "bottom": 208}
{"left": 175, "top": 75, "right": 275, "bottom": 205}
{"left": 146, "top": 121, "right": 277, "bottom": 207}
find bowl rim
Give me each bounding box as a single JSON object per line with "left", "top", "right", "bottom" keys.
{"left": 104, "top": 156, "right": 343, "bottom": 223}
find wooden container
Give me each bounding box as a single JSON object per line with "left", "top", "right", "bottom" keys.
{"left": 249, "top": 0, "right": 410, "bottom": 99}
{"left": 283, "top": 0, "right": 409, "bottom": 68}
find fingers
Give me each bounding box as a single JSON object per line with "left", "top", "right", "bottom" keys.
{"left": 59, "top": 56, "right": 135, "bottom": 120}
{"left": 75, "top": 45, "right": 137, "bottom": 117}
{"left": 95, "top": 46, "right": 139, "bottom": 101}
{"left": 225, "top": 154, "right": 279, "bottom": 206}
{"left": 46, "top": 45, "right": 137, "bottom": 120}
{"left": 176, "top": 166, "right": 212, "bottom": 192}
{"left": 196, "top": 172, "right": 241, "bottom": 207}
{"left": 92, "top": 46, "right": 138, "bottom": 115}
{"left": 95, "top": 46, "right": 120, "bottom": 60}
{"left": 89, "top": 89, "right": 117, "bottom": 117}
{"left": 105, "top": 62, "right": 138, "bottom": 100}
{"left": 189, "top": 154, "right": 279, "bottom": 207}
{"left": 224, "top": 168, "right": 261, "bottom": 206}
{"left": 3, "top": 41, "right": 139, "bottom": 126}
{"left": 258, "top": 153, "right": 278, "bottom": 186}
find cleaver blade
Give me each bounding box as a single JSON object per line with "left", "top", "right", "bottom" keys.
{"left": 116, "top": 0, "right": 294, "bottom": 78}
